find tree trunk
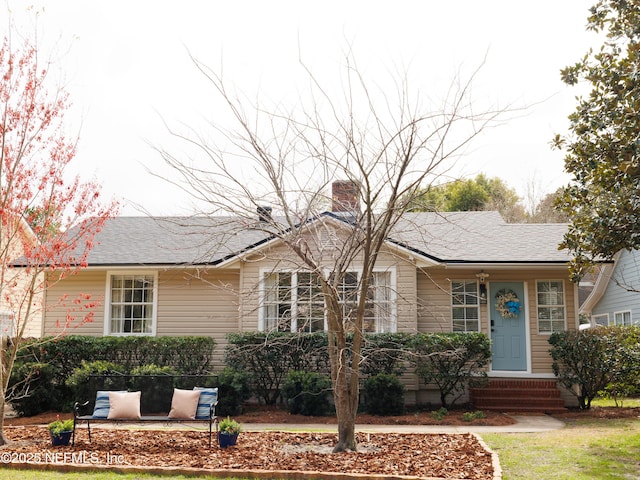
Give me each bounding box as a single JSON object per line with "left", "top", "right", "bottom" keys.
{"left": 332, "top": 371, "right": 358, "bottom": 452}
{"left": 329, "top": 328, "right": 360, "bottom": 452}
{"left": 334, "top": 411, "right": 357, "bottom": 452}
{"left": 0, "top": 394, "right": 8, "bottom": 446}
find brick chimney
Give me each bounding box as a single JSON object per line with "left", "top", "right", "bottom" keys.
{"left": 332, "top": 180, "right": 360, "bottom": 213}
{"left": 257, "top": 205, "right": 272, "bottom": 222}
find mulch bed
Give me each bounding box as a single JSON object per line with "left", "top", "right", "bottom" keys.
{"left": 1, "top": 426, "right": 497, "bottom": 479}
{"left": 2, "top": 408, "right": 507, "bottom": 479}
{"left": 2, "top": 405, "right": 637, "bottom": 478}
{"left": 4, "top": 406, "right": 517, "bottom": 427}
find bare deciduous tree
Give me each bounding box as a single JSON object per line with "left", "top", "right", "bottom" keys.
{"left": 156, "top": 53, "right": 506, "bottom": 452}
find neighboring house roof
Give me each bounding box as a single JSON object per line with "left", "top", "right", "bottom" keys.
{"left": 579, "top": 251, "right": 621, "bottom": 315}
{"left": 81, "top": 211, "right": 570, "bottom": 268}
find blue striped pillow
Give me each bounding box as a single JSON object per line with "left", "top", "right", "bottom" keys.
{"left": 92, "top": 390, "right": 126, "bottom": 418}
{"left": 193, "top": 387, "right": 218, "bottom": 419}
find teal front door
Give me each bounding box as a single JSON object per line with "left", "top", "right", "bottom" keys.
{"left": 490, "top": 282, "right": 527, "bottom": 371}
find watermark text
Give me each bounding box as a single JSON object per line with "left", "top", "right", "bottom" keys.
{"left": 1, "top": 450, "right": 126, "bottom": 465}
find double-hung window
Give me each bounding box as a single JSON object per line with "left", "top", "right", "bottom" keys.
{"left": 107, "top": 273, "right": 157, "bottom": 335}
{"left": 614, "top": 310, "right": 632, "bottom": 326}
{"left": 261, "top": 270, "right": 395, "bottom": 333}
{"left": 451, "top": 281, "right": 480, "bottom": 332}
{"left": 365, "top": 271, "right": 394, "bottom": 332}
{"left": 262, "top": 272, "right": 324, "bottom": 332}
{"left": 537, "top": 280, "right": 566, "bottom": 333}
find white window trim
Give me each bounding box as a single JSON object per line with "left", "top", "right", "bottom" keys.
{"left": 0, "top": 311, "right": 16, "bottom": 337}
{"left": 450, "top": 279, "right": 481, "bottom": 333}
{"left": 258, "top": 267, "right": 397, "bottom": 333}
{"left": 104, "top": 270, "right": 158, "bottom": 336}
{"left": 613, "top": 310, "right": 632, "bottom": 326}
{"left": 536, "top": 279, "right": 567, "bottom": 335}
{"left": 592, "top": 313, "right": 609, "bottom": 327}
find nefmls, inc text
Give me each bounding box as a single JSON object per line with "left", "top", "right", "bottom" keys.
{"left": 1, "top": 450, "right": 126, "bottom": 465}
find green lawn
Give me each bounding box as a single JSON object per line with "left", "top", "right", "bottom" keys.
{"left": 483, "top": 417, "right": 640, "bottom": 479}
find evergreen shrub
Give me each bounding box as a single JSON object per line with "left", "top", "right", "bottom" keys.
{"left": 362, "top": 373, "right": 405, "bottom": 415}
{"left": 282, "top": 370, "right": 333, "bottom": 416}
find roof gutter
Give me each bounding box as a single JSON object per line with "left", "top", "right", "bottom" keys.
{"left": 579, "top": 251, "right": 620, "bottom": 315}
{"left": 441, "top": 261, "right": 571, "bottom": 270}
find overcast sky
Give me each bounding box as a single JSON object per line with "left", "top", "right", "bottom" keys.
{"left": 5, "top": 1, "right": 597, "bottom": 216}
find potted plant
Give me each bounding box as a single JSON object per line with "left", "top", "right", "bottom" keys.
{"left": 48, "top": 415, "right": 75, "bottom": 446}
{"left": 217, "top": 416, "right": 241, "bottom": 448}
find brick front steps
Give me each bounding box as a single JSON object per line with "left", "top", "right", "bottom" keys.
{"left": 470, "top": 378, "right": 568, "bottom": 413}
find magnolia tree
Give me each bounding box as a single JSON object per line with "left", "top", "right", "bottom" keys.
{"left": 554, "top": 1, "right": 640, "bottom": 279}
{"left": 0, "top": 36, "right": 117, "bottom": 445}
{"left": 157, "top": 55, "right": 505, "bottom": 452}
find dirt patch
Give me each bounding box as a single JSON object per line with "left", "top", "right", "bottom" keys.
{"left": 235, "top": 404, "right": 517, "bottom": 427}
{"left": 1, "top": 427, "right": 496, "bottom": 479}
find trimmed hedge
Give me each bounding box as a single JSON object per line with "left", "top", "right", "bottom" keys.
{"left": 282, "top": 370, "right": 333, "bottom": 416}
{"left": 16, "top": 335, "right": 216, "bottom": 374}
{"left": 216, "top": 367, "right": 253, "bottom": 416}
{"left": 360, "top": 333, "right": 410, "bottom": 377}
{"left": 225, "top": 332, "right": 330, "bottom": 404}
{"left": 363, "top": 373, "right": 405, "bottom": 415}
{"left": 225, "top": 332, "right": 413, "bottom": 405}
{"left": 9, "top": 335, "right": 216, "bottom": 415}
{"left": 9, "top": 331, "right": 496, "bottom": 416}
{"left": 8, "top": 362, "right": 62, "bottom": 417}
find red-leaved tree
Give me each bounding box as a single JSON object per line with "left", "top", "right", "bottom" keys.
{"left": 0, "top": 35, "right": 118, "bottom": 445}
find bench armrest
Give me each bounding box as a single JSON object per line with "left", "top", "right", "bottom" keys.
{"left": 73, "top": 401, "right": 90, "bottom": 418}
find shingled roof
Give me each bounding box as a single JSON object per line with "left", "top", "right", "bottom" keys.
{"left": 389, "top": 211, "right": 570, "bottom": 264}
{"left": 82, "top": 216, "right": 272, "bottom": 266}
{"left": 82, "top": 211, "right": 570, "bottom": 267}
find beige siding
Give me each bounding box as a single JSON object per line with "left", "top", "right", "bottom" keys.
{"left": 1, "top": 225, "right": 44, "bottom": 338}
{"left": 416, "top": 266, "right": 456, "bottom": 333}
{"left": 43, "top": 269, "right": 240, "bottom": 368}
{"left": 155, "top": 269, "right": 239, "bottom": 367}
{"left": 43, "top": 270, "right": 107, "bottom": 336}
{"left": 416, "top": 267, "right": 577, "bottom": 375}
{"left": 155, "top": 269, "right": 240, "bottom": 337}
{"left": 42, "top": 228, "right": 577, "bottom": 388}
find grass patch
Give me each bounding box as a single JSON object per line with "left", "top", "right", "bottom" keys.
{"left": 591, "top": 396, "right": 640, "bottom": 408}
{"left": 484, "top": 417, "right": 640, "bottom": 479}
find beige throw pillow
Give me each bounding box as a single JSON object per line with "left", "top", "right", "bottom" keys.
{"left": 107, "top": 391, "right": 141, "bottom": 419}
{"left": 168, "top": 388, "right": 201, "bottom": 419}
